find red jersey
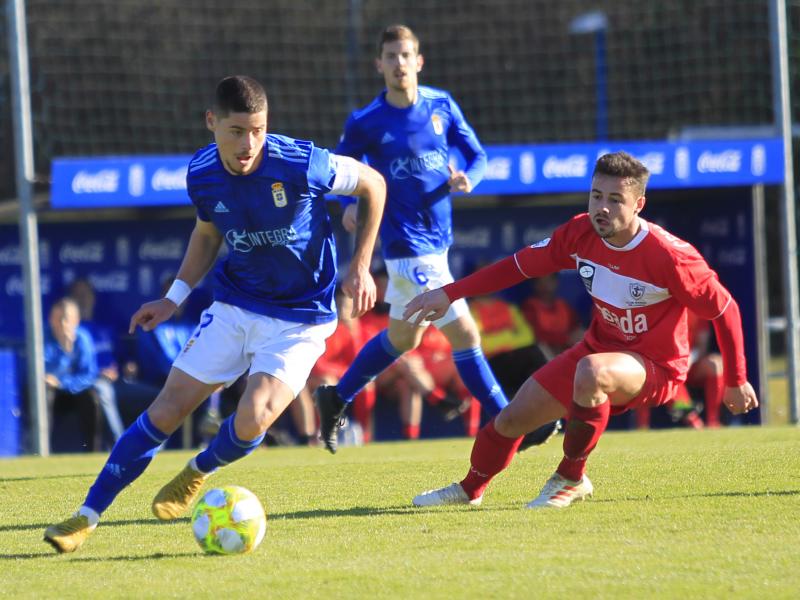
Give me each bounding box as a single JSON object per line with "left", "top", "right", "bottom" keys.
{"left": 511, "top": 214, "right": 733, "bottom": 382}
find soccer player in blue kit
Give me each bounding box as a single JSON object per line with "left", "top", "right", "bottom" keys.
{"left": 44, "top": 75, "right": 385, "bottom": 553}
{"left": 315, "top": 25, "right": 558, "bottom": 453}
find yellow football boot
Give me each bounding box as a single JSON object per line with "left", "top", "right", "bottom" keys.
{"left": 152, "top": 463, "right": 209, "bottom": 520}
{"left": 44, "top": 514, "right": 96, "bottom": 553}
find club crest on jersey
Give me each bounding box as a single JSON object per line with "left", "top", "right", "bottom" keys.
{"left": 629, "top": 282, "right": 646, "bottom": 301}
{"left": 271, "top": 182, "right": 288, "bottom": 207}
{"left": 431, "top": 113, "right": 444, "bottom": 135}
{"left": 578, "top": 261, "right": 596, "bottom": 292}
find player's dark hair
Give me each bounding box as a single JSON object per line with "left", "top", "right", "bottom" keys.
{"left": 213, "top": 76, "right": 268, "bottom": 116}
{"left": 377, "top": 24, "right": 419, "bottom": 56}
{"left": 593, "top": 151, "right": 650, "bottom": 196}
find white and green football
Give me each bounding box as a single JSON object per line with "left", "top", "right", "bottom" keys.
{"left": 191, "top": 486, "right": 267, "bottom": 555}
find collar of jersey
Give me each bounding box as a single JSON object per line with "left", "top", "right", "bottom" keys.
{"left": 600, "top": 217, "right": 649, "bottom": 252}
{"left": 381, "top": 89, "right": 421, "bottom": 111}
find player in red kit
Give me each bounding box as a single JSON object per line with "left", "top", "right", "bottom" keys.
{"left": 404, "top": 151, "right": 758, "bottom": 509}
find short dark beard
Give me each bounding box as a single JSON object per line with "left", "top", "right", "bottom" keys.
{"left": 591, "top": 221, "right": 615, "bottom": 239}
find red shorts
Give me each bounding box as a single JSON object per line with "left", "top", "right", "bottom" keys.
{"left": 532, "top": 341, "right": 681, "bottom": 416}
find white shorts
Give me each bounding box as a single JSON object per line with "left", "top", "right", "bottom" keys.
{"left": 172, "top": 301, "right": 337, "bottom": 397}
{"left": 384, "top": 251, "right": 470, "bottom": 327}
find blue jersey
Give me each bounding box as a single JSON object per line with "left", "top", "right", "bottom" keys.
{"left": 336, "top": 86, "right": 486, "bottom": 259}
{"left": 44, "top": 325, "right": 98, "bottom": 394}
{"left": 186, "top": 134, "right": 339, "bottom": 324}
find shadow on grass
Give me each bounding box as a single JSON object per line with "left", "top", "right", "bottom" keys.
{"left": 0, "top": 551, "right": 198, "bottom": 561}
{"left": 0, "top": 474, "right": 97, "bottom": 483}
{"left": 270, "top": 505, "right": 414, "bottom": 520}
{"left": 0, "top": 517, "right": 190, "bottom": 533}
{"left": 268, "top": 504, "right": 517, "bottom": 520}
{"left": 0, "top": 552, "right": 57, "bottom": 560}
{"left": 595, "top": 489, "right": 800, "bottom": 503}
{"left": 69, "top": 551, "right": 199, "bottom": 562}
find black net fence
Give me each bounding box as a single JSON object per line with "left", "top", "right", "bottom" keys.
{"left": 1, "top": 0, "right": 799, "bottom": 200}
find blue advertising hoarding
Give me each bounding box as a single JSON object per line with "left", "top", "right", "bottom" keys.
{"left": 50, "top": 139, "right": 783, "bottom": 208}
{"left": 0, "top": 189, "right": 760, "bottom": 427}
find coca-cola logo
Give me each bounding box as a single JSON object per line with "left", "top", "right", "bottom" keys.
{"left": 71, "top": 169, "right": 120, "bottom": 194}
{"left": 452, "top": 227, "right": 491, "bottom": 248}
{"left": 696, "top": 150, "right": 742, "bottom": 173}
{"left": 152, "top": 167, "right": 188, "bottom": 191}
{"left": 0, "top": 242, "right": 49, "bottom": 266}
{"left": 5, "top": 274, "right": 51, "bottom": 296}
{"left": 138, "top": 239, "right": 184, "bottom": 260}
{"left": 542, "top": 154, "right": 588, "bottom": 178}
{"left": 59, "top": 242, "right": 105, "bottom": 263}
{"left": 636, "top": 152, "right": 665, "bottom": 175}
{"left": 88, "top": 271, "right": 129, "bottom": 292}
{"left": 699, "top": 217, "right": 730, "bottom": 237}
{"left": 0, "top": 245, "right": 21, "bottom": 265}
{"left": 484, "top": 157, "right": 511, "bottom": 181}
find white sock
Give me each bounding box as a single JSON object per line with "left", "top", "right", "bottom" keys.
{"left": 189, "top": 457, "right": 212, "bottom": 474}
{"left": 78, "top": 506, "right": 100, "bottom": 527}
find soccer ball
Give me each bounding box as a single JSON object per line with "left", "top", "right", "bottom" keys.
{"left": 191, "top": 486, "right": 267, "bottom": 555}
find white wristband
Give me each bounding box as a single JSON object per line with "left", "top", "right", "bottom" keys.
{"left": 165, "top": 279, "right": 192, "bottom": 307}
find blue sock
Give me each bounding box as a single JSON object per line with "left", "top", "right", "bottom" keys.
{"left": 83, "top": 412, "right": 168, "bottom": 515}
{"left": 453, "top": 347, "right": 509, "bottom": 416}
{"left": 194, "top": 414, "right": 265, "bottom": 473}
{"left": 336, "top": 330, "right": 402, "bottom": 402}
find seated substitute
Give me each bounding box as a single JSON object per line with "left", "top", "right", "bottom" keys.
{"left": 44, "top": 297, "right": 101, "bottom": 452}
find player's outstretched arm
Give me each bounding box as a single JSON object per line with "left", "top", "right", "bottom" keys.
{"left": 341, "top": 162, "right": 385, "bottom": 318}
{"left": 709, "top": 296, "right": 759, "bottom": 415}
{"left": 129, "top": 218, "right": 223, "bottom": 333}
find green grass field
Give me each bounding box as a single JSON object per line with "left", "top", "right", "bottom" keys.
{"left": 1, "top": 427, "right": 798, "bottom": 599}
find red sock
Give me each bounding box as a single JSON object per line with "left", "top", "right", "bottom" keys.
{"left": 403, "top": 424, "right": 420, "bottom": 439}
{"left": 557, "top": 401, "right": 611, "bottom": 481}
{"left": 704, "top": 373, "right": 724, "bottom": 427}
{"left": 459, "top": 419, "right": 522, "bottom": 500}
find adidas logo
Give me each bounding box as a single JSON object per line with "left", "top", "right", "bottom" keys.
{"left": 380, "top": 132, "right": 395, "bottom": 144}
{"left": 106, "top": 463, "right": 122, "bottom": 478}
{"left": 214, "top": 201, "right": 230, "bottom": 213}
